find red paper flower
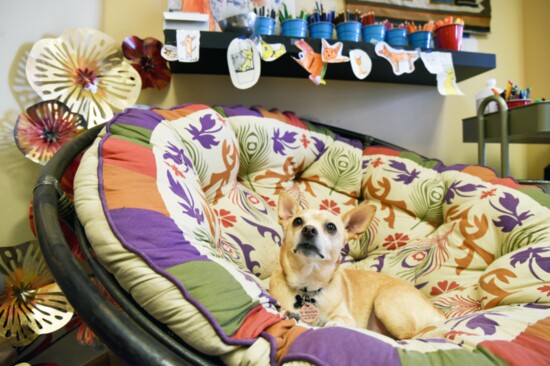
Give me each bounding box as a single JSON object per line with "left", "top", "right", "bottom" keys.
{"left": 122, "top": 35, "right": 171, "bottom": 90}
{"left": 14, "top": 100, "right": 86, "bottom": 165}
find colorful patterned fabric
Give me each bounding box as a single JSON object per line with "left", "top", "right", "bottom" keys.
{"left": 74, "top": 104, "right": 550, "bottom": 365}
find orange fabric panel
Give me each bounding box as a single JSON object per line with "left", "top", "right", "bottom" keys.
{"left": 264, "top": 319, "right": 309, "bottom": 363}
{"left": 102, "top": 138, "right": 156, "bottom": 178}
{"left": 102, "top": 163, "right": 169, "bottom": 216}
{"left": 152, "top": 104, "right": 211, "bottom": 121}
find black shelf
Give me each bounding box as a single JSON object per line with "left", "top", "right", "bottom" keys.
{"left": 164, "top": 30, "right": 496, "bottom": 86}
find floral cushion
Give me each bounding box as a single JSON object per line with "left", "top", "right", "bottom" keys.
{"left": 74, "top": 104, "right": 550, "bottom": 365}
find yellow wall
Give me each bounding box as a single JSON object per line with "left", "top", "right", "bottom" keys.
{"left": 1, "top": 0, "right": 547, "bottom": 246}
{"left": 524, "top": 0, "right": 550, "bottom": 180}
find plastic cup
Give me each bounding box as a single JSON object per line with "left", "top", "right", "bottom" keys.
{"left": 308, "top": 21, "right": 334, "bottom": 39}
{"left": 385, "top": 28, "right": 407, "bottom": 47}
{"left": 361, "top": 24, "right": 385, "bottom": 44}
{"left": 506, "top": 99, "right": 531, "bottom": 109}
{"left": 435, "top": 24, "right": 464, "bottom": 50}
{"left": 254, "top": 16, "right": 275, "bottom": 36}
{"left": 336, "top": 21, "right": 361, "bottom": 42}
{"left": 281, "top": 18, "right": 307, "bottom": 38}
{"left": 408, "top": 31, "right": 432, "bottom": 48}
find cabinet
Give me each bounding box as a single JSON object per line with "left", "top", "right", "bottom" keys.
{"left": 163, "top": 30, "right": 496, "bottom": 86}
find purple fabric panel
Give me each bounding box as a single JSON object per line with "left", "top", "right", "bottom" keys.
{"left": 283, "top": 328, "right": 401, "bottom": 366}
{"left": 334, "top": 134, "right": 363, "bottom": 149}
{"left": 109, "top": 208, "right": 208, "bottom": 269}
{"left": 107, "top": 108, "right": 165, "bottom": 131}
{"left": 220, "top": 105, "right": 263, "bottom": 117}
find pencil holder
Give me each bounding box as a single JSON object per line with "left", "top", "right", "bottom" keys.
{"left": 308, "top": 21, "right": 334, "bottom": 39}
{"left": 281, "top": 18, "right": 307, "bottom": 37}
{"left": 408, "top": 30, "right": 432, "bottom": 48}
{"left": 361, "top": 24, "right": 385, "bottom": 44}
{"left": 435, "top": 24, "right": 463, "bottom": 50}
{"left": 385, "top": 28, "right": 407, "bottom": 47}
{"left": 506, "top": 99, "right": 531, "bottom": 109}
{"left": 336, "top": 21, "right": 361, "bottom": 42}
{"left": 254, "top": 16, "right": 275, "bottom": 36}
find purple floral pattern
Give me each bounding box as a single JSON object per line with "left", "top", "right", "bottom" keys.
{"left": 385, "top": 160, "right": 420, "bottom": 185}
{"left": 186, "top": 114, "right": 222, "bottom": 149}
{"left": 490, "top": 192, "right": 534, "bottom": 233}
{"left": 167, "top": 171, "right": 204, "bottom": 225}
{"left": 444, "top": 180, "right": 483, "bottom": 204}
{"left": 272, "top": 129, "right": 298, "bottom": 155}
{"left": 510, "top": 247, "right": 550, "bottom": 281}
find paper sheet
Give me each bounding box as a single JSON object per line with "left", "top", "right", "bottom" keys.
{"left": 420, "top": 51, "right": 463, "bottom": 96}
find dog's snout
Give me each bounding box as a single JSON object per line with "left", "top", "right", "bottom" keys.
{"left": 301, "top": 225, "right": 318, "bottom": 238}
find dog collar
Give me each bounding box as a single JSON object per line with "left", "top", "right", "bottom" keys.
{"left": 293, "top": 287, "right": 322, "bottom": 309}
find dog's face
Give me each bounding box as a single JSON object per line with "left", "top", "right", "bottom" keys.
{"left": 278, "top": 192, "right": 376, "bottom": 265}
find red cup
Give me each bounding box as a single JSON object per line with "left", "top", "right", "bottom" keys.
{"left": 435, "top": 24, "right": 464, "bottom": 50}
{"left": 506, "top": 99, "right": 531, "bottom": 109}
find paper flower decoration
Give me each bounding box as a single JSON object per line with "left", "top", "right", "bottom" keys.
{"left": 0, "top": 241, "right": 73, "bottom": 346}
{"left": 122, "top": 35, "right": 171, "bottom": 90}
{"left": 25, "top": 28, "right": 142, "bottom": 127}
{"left": 14, "top": 100, "right": 86, "bottom": 165}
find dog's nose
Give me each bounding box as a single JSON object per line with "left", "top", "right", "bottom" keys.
{"left": 301, "top": 225, "right": 318, "bottom": 238}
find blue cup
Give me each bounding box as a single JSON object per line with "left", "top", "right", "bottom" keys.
{"left": 281, "top": 19, "right": 307, "bottom": 38}
{"left": 254, "top": 16, "right": 275, "bottom": 36}
{"left": 385, "top": 28, "right": 407, "bottom": 47}
{"left": 308, "top": 21, "right": 334, "bottom": 39}
{"left": 408, "top": 30, "right": 432, "bottom": 48}
{"left": 336, "top": 21, "right": 361, "bottom": 42}
{"left": 361, "top": 24, "right": 385, "bottom": 44}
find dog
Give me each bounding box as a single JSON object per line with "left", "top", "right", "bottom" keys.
{"left": 269, "top": 192, "right": 445, "bottom": 339}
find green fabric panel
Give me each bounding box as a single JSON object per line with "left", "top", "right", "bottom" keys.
{"left": 398, "top": 346, "right": 508, "bottom": 366}
{"left": 212, "top": 105, "right": 227, "bottom": 117}
{"left": 166, "top": 261, "right": 259, "bottom": 336}
{"left": 518, "top": 187, "right": 550, "bottom": 209}
{"left": 109, "top": 123, "right": 154, "bottom": 147}
{"left": 399, "top": 150, "right": 440, "bottom": 169}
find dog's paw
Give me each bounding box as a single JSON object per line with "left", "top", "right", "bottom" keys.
{"left": 285, "top": 311, "right": 301, "bottom": 322}
{"left": 324, "top": 320, "right": 342, "bottom": 328}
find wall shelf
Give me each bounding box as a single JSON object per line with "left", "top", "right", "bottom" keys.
{"left": 163, "top": 30, "right": 496, "bottom": 86}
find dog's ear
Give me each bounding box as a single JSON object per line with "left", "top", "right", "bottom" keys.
{"left": 341, "top": 203, "right": 376, "bottom": 241}
{"left": 278, "top": 191, "right": 300, "bottom": 227}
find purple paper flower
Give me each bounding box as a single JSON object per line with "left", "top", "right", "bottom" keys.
{"left": 272, "top": 129, "right": 298, "bottom": 155}
{"left": 510, "top": 247, "right": 550, "bottom": 281}
{"left": 386, "top": 160, "right": 420, "bottom": 185}
{"left": 444, "top": 180, "right": 483, "bottom": 204}
{"left": 186, "top": 114, "right": 221, "bottom": 149}
{"left": 489, "top": 192, "right": 534, "bottom": 232}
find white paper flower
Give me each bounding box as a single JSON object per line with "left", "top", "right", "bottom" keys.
{"left": 26, "top": 28, "right": 142, "bottom": 127}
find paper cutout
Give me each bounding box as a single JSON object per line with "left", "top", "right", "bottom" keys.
{"left": 321, "top": 39, "right": 349, "bottom": 63}
{"left": 161, "top": 45, "right": 178, "bottom": 61}
{"left": 349, "top": 49, "right": 372, "bottom": 80}
{"left": 258, "top": 39, "right": 286, "bottom": 62}
{"left": 420, "top": 51, "right": 463, "bottom": 95}
{"left": 227, "top": 38, "right": 261, "bottom": 89}
{"left": 177, "top": 30, "right": 200, "bottom": 62}
{"left": 375, "top": 42, "right": 419, "bottom": 75}
{"left": 292, "top": 39, "right": 327, "bottom": 85}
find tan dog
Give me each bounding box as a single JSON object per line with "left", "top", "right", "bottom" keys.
{"left": 269, "top": 192, "right": 445, "bottom": 339}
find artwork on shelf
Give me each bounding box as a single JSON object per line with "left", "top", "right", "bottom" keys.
{"left": 345, "top": 0, "right": 492, "bottom": 33}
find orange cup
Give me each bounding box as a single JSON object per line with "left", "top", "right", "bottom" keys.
{"left": 435, "top": 24, "right": 464, "bottom": 50}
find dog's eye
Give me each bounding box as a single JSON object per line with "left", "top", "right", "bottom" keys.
{"left": 326, "top": 223, "right": 337, "bottom": 233}
{"left": 292, "top": 217, "right": 303, "bottom": 227}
